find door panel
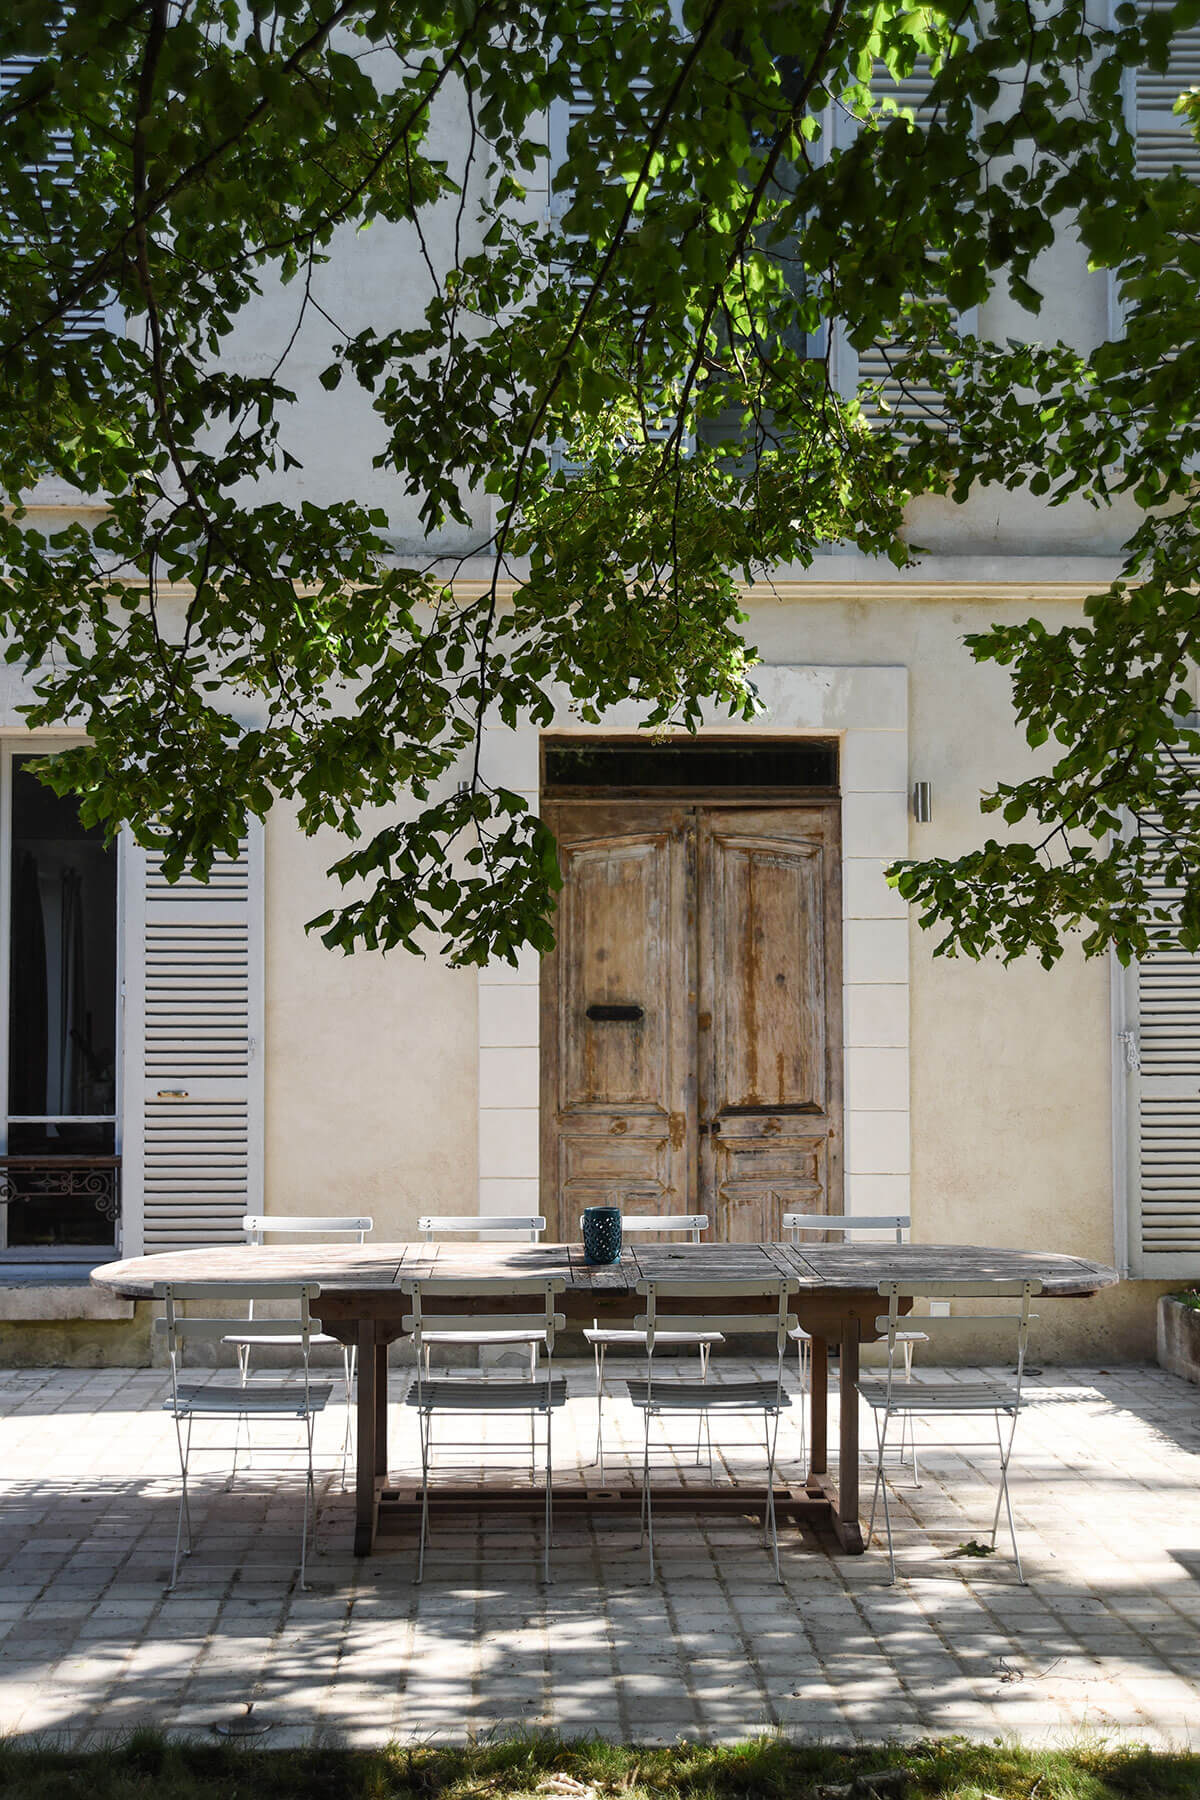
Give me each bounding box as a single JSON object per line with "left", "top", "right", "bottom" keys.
{"left": 706, "top": 830, "right": 827, "bottom": 1112}
{"left": 699, "top": 809, "right": 841, "bottom": 1242}
{"left": 540, "top": 803, "right": 693, "bottom": 1242}
{"left": 541, "top": 798, "right": 841, "bottom": 1242}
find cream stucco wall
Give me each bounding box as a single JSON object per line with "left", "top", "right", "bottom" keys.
{"left": 262, "top": 804, "right": 479, "bottom": 1228}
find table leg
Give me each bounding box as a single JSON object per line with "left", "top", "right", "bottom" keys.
{"left": 836, "top": 1313, "right": 864, "bottom": 1552}
{"left": 807, "top": 1335, "right": 828, "bottom": 1485}
{"left": 374, "top": 1341, "right": 389, "bottom": 1477}
{"left": 354, "top": 1319, "right": 377, "bottom": 1557}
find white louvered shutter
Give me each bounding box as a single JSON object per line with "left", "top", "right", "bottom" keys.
{"left": 1119, "top": 781, "right": 1200, "bottom": 1277}
{"left": 1109, "top": 6, "right": 1200, "bottom": 335}
{"left": 121, "top": 827, "right": 264, "bottom": 1254}
{"left": 1131, "top": 2, "right": 1200, "bottom": 180}
{"left": 835, "top": 57, "right": 977, "bottom": 429}
{"left": 0, "top": 55, "right": 114, "bottom": 338}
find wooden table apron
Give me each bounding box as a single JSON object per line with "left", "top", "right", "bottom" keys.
{"left": 91, "top": 1241, "right": 1118, "bottom": 1559}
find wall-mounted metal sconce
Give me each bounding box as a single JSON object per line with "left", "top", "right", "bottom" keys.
{"left": 455, "top": 779, "right": 471, "bottom": 800}
{"left": 912, "top": 781, "right": 932, "bottom": 823}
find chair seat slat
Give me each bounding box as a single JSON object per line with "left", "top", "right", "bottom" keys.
{"left": 164, "top": 1381, "right": 334, "bottom": 1417}
{"left": 625, "top": 1378, "right": 791, "bottom": 1412}
{"left": 404, "top": 1377, "right": 568, "bottom": 1413}
{"left": 585, "top": 1327, "right": 724, "bottom": 1347}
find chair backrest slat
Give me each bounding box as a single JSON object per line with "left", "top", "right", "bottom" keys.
{"left": 784, "top": 1213, "right": 910, "bottom": 1244}
{"left": 160, "top": 1315, "right": 312, "bottom": 1342}
{"left": 876, "top": 1280, "right": 1040, "bottom": 1399}
{"left": 874, "top": 1312, "right": 1040, "bottom": 1337}
{"left": 402, "top": 1277, "right": 564, "bottom": 1361}
{"left": 242, "top": 1214, "right": 372, "bottom": 1243}
{"left": 157, "top": 1282, "right": 319, "bottom": 1394}
{"left": 877, "top": 1279, "right": 1043, "bottom": 1300}
{"left": 154, "top": 1281, "right": 320, "bottom": 1302}
{"left": 418, "top": 1214, "right": 545, "bottom": 1242}
{"left": 636, "top": 1276, "right": 796, "bottom": 1398}
{"left": 634, "top": 1311, "right": 799, "bottom": 1337}
{"left": 635, "top": 1278, "right": 797, "bottom": 1300}
{"left": 590, "top": 1213, "right": 708, "bottom": 1242}
{"left": 403, "top": 1277, "right": 564, "bottom": 1297}
{"left": 402, "top": 1311, "right": 567, "bottom": 1335}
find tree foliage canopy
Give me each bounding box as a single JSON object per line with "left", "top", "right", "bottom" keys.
{"left": 1, "top": 0, "right": 1198, "bottom": 963}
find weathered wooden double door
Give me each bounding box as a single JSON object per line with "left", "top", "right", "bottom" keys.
{"left": 540, "top": 801, "right": 842, "bottom": 1242}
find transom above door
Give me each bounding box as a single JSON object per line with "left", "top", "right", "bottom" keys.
{"left": 540, "top": 777, "right": 842, "bottom": 1244}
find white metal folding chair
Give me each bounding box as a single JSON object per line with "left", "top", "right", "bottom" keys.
{"left": 222, "top": 1214, "right": 372, "bottom": 1485}
{"left": 625, "top": 1276, "right": 798, "bottom": 1582}
{"left": 415, "top": 1215, "right": 548, "bottom": 1376}
{"left": 582, "top": 1212, "right": 724, "bottom": 1479}
{"left": 158, "top": 1281, "right": 333, "bottom": 1590}
{"left": 783, "top": 1213, "right": 926, "bottom": 1469}
{"left": 858, "top": 1279, "right": 1041, "bottom": 1583}
{"left": 401, "top": 1276, "right": 567, "bottom": 1582}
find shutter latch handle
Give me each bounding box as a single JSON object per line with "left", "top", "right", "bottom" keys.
{"left": 1118, "top": 1030, "right": 1141, "bottom": 1073}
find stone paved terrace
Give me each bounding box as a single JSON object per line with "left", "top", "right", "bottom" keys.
{"left": 1, "top": 1359, "right": 1199, "bottom": 1748}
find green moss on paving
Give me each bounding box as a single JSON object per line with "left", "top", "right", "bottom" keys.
{"left": 1, "top": 1734, "right": 1199, "bottom": 1800}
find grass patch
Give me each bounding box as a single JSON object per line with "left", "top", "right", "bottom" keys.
{"left": 0, "top": 1734, "right": 1198, "bottom": 1800}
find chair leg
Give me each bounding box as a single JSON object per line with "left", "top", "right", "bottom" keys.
{"left": 876, "top": 1412, "right": 897, "bottom": 1583}
{"left": 169, "top": 1412, "right": 194, "bottom": 1590}
{"left": 795, "top": 1337, "right": 809, "bottom": 1473}
{"left": 866, "top": 1406, "right": 898, "bottom": 1581}
{"left": 695, "top": 1344, "right": 706, "bottom": 1465}
{"left": 227, "top": 1394, "right": 244, "bottom": 1493}
{"left": 866, "top": 1407, "right": 884, "bottom": 1546}
{"left": 417, "top": 1408, "right": 432, "bottom": 1584}
{"left": 543, "top": 1394, "right": 554, "bottom": 1585}
{"left": 896, "top": 1341, "right": 922, "bottom": 1483}
{"left": 300, "top": 1409, "right": 316, "bottom": 1591}
{"left": 340, "top": 1345, "right": 355, "bottom": 1490}
{"left": 698, "top": 1344, "right": 714, "bottom": 1479}
{"left": 593, "top": 1341, "right": 607, "bottom": 1480}
{"left": 764, "top": 1408, "right": 782, "bottom": 1584}
{"left": 529, "top": 1375, "right": 537, "bottom": 1484}
{"left": 992, "top": 1409, "right": 1026, "bottom": 1583}
{"left": 640, "top": 1408, "right": 655, "bottom": 1578}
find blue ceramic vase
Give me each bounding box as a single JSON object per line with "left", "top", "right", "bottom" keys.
{"left": 582, "top": 1206, "right": 622, "bottom": 1265}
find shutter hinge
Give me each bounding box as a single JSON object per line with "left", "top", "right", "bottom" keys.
{"left": 1118, "top": 1029, "right": 1141, "bottom": 1073}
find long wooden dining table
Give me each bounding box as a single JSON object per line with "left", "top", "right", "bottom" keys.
{"left": 94, "top": 1240, "right": 1117, "bottom": 1557}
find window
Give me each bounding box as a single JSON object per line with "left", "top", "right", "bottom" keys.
{"left": 543, "top": 735, "right": 839, "bottom": 794}
{"left": 833, "top": 56, "right": 978, "bottom": 431}
{"left": 0, "top": 748, "right": 120, "bottom": 1251}
{"left": 1130, "top": 1, "right": 1200, "bottom": 181}
{"left": 0, "top": 55, "right": 116, "bottom": 339}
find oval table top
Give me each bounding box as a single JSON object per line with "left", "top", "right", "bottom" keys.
{"left": 92, "top": 1239, "right": 1120, "bottom": 1301}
